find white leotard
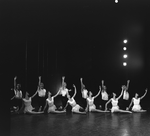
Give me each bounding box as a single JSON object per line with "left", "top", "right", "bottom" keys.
{"left": 132, "top": 98, "right": 141, "bottom": 111}
{"left": 101, "top": 91, "right": 108, "bottom": 100}
{"left": 87, "top": 97, "right": 96, "bottom": 111}
{"left": 38, "top": 89, "right": 46, "bottom": 97}
{"left": 82, "top": 89, "right": 88, "bottom": 99}
{"left": 23, "top": 97, "right": 34, "bottom": 113}
{"left": 111, "top": 98, "right": 119, "bottom": 112}
{"left": 46, "top": 97, "right": 56, "bottom": 112}
{"left": 14, "top": 90, "right": 22, "bottom": 98}
{"left": 59, "top": 87, "right": 68, "bottom": 97}
{"left": 123, "top": 90, "right": 129, "bottom": 100}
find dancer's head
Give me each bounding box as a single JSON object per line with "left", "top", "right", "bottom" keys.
{"left": 40, "top": 83, "right": 44, "bottom": 89}
{"left": 135, "top": 93, "right": 139, "bottom": 98}
{"left": 102, "top": 85, "right": 107, "bottom": 91}
{"left": 89, "top": 91, "right": 93, "bottom": 97}
{"left": 122, "top": 85, "right": 127, "bottom": 90}
{"left": 48, "top": 92, "right": 52, "bottom": 98}
{"left": 62, "top": 82, "right": 67, "bottom": 89}
{"left": 112, "top": 92, "right": 116, "bottom": 98}
{"left": 16, "top": 84, "right": 21, "bottom": 90}
{"left": 25, "top": 92, "right": 29, "bottom": 99}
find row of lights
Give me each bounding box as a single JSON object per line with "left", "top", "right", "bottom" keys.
{"left": 123, "top": 39, "right": 128, "bottom": 66}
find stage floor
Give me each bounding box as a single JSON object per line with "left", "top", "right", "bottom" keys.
{"left": 11, "top": 111, "right": 150, "bottom": 136}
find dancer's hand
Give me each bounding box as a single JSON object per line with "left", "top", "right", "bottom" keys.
{"left": 126, "top": 107, "right": 129, "bottom": 111}
{"left": 14, "top": 76, "right": 17, "bottom": 80}
{"left": 145, "top": 88, "right": 148, "bottom": 92}
{"left": 39, "top": 76, "right": 41, "bottom": 79}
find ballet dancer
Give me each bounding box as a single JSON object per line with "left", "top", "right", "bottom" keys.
{"left": 58, "top": 76, "right": 71, "bottom": 109}
{"left": 127, "top": 89, "right": 147, "bottom": 112}
{"left": 22, "top": 91, "right": 44, "bottom": 114}
{"left": 37, "top": 76, "right": 47, "bottom": 111}
{"left": 64, "top": 84, "right": 87, "bottom": 114}
{"left": 100, "top": 80, "right": 109, "bottom": 110}
{"left": 80, "top": 78, "right": 88, "bottom": 109}
{"left": 43, "top": 91, "right": 66, "bottom": 113}
{"left": 121, "top": 80, "right": 130, "bottom": 110}
{"left": 105, "top": 86, "right": 132, "bottom": 113}
{"left": 10, "top": 76, "right": 23, "bottom": 112}
{"left": 87, "top": 86, "right": 109, "bottom": 112}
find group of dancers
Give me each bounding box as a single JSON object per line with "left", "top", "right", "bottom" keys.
{"left": 10, "top": 76, "right": 148, "bottom": 115}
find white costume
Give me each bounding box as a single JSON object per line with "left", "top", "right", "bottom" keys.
{"left": 14, "top": 89, "right": 22, "bottom": 99}
{"left": 46, "top": 97, "right": 56, "bottom": 112}
{"left": 23, "top": 97, "right": 34, "bottom": 113}
{"left": 132, "top": 98, "right": 141, "bottom": 111}
{"left": 82, "top": 89, "right": 88, "bottom": 99}
{"left": 68, "top": 98, "right": 80, "bottom": 112}
{"left": 38, "top": 89, "right": 46, "bottom": 97}
{"left": 111, "top": 98, "right": 119, "bottom": 112}
{"left": 123, "top": 90, "right": 129, "bottom": 100}
{"left": 87, "top": 97, "right": 96, "bottom": 111}
{"left": 101, "top": 91, "right": 108, "bottom": 100}
{"left": 59, "top": 87, "right": 68, "bottom": 97}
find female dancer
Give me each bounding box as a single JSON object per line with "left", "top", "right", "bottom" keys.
{"left": 100, "top": 80, "right": 109, "bottom": 110}
{"left": 105, "top": 86, "right": 132, "bottom": 113}
{"left": 127, "top": 89, "right": 147, "bottom": 112}
{"left": 121, "top": 80, "right": 130, "bottom": 110}
{"left": 58, "top": 76, "right": 71, "bottom": 109}
{"left": 43, "top": 91, "right": 66, "bottom": 113}
{"left": 10, "top": 76, "right": 23, "bottom": 112}
{"left": 87, "top": 86, "right": 108, "bottom": 112}
{"left": 37, "top": 76, "right": 47, "bottom": 111}
{"left": 64, "top": 84, "right": 87, "bottom": 114}
{"left": 22, "top": 91, "right": 44, "bottom": 114}
{"left": 80, "top": 78, "right": 88, "bottom": 109}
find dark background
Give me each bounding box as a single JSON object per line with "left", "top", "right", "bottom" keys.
{"left": 1, "top": 0, "right": 150, "bottom": 109}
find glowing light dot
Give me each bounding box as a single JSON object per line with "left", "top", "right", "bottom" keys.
{"left": 123, "top": 54, "right": 128, "bottom": 58}
{"left": 115, "top": 0, "right": 118, "bottom": 3}
{"left": 123, "top": 39, "right": 128, "bottom": 44}
{"left": 123, "top": 47, "right": 127, "bottom": 50}
{"left": 123, "top": 62, "right": 127, "bottom": 66}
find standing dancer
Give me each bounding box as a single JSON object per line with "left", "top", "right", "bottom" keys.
{"left": 87, "top": 86, "right": 109, "bottom": 112}
{"left": 127, "top": 89, "right": 147, "bottom": 112}
{"left": 58, "top": 76, "right": 71, "bottom": 109}
{"left": 37, "top": 76, "right": 47, "bottom": 111}
{"left": 64, "top": 84, "right": 87, "bottom": 114}
{"left": 80, "top": 78, "right": 88, "bottom": 109}
{"left": 43, "top": 91, "right": 66, "bottom": 113}
{"left": 100, "top": 80, "right": 109, "bottom": 110}
{"left": 121, "top": 80, "right": 130, "bottom": 110}
{"left": 105, "top": 86, "right": 132, "bottom": 113}
{"left": 22, "top": 91, "right": 44, "bottom": 114}
{"left": 10, "top": 76, "right": 23, "bottom": 112}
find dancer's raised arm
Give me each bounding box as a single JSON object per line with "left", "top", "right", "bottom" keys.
{"left": 53, "top": 89, "right": 61, "bottom": 98}
{"left": 140, "top": 89, "right": 148, "bottom": 99}
{"left": 117, "top": 88, "right": 124, "bottom": 100}
{"left": 105, "top": 99, "right": 111, "bottom": 111}
{"left": 31, "top": 91, "right": 38, "bottom": 99}
{"left": 101, "top": 80, "right": 104, "bottom": 88}
{"left": 93, "top": 86, "right": 101, "bottom": 99}
{"left": 14, "top": 76, "right": 17, "bottom": 90}
{"left": 126, "top": 80, "right": 130, "bottom": 90}
{"left": 72, "top": 84, "right": 77, "bottom": 98}
{"left": 80, "top": 78, "right": 85, "bottom": 92}
{"left": 127, "top": 98, "right": 133, "bottom": 110}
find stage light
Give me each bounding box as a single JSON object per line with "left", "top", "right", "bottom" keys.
{"left": 123, "top": 62, "right": 127, "bottom": 66}
{"left": 123, "top": 39, "right": 128, "bottom": 44}
{"left": 115, "top": 0, "right": 118, "bottom": 3}
{"left": 123, "top": 54, "right": 128, "bottom": 58}
{"left": 123, "top": 47, "right": 127, "bottom": 50}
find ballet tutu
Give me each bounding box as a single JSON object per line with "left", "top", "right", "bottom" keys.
{"left": 111, "top": 106, "right": 119, "bottom": 112}
{"left": 89, "top": 104, "right": 96, "bottom": 111}
{"left": 72, "top": 104, "right": 80, "bottom": 112}
{"left": 132, "top": 105, "right": 141, "bottom": 111}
